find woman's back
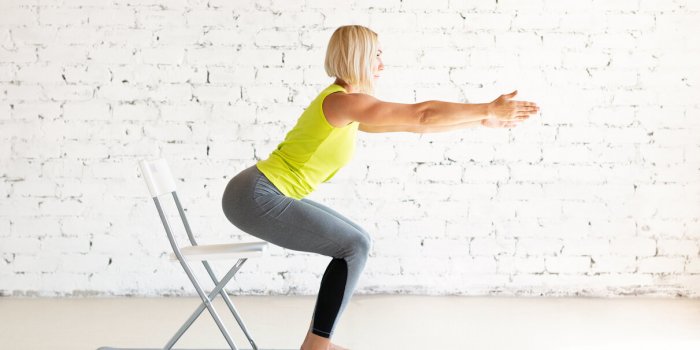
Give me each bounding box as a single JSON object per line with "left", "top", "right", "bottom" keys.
{"left": 255, "top": 83, "right": 360, "bottom": 200}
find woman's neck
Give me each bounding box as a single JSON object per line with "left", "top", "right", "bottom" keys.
{"left": 333, "top": 78, "right": 356, "bottom": 93}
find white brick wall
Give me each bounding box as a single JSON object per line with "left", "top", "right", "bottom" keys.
{"left": 1, "top": 0, "right": 699, "bottom": 298}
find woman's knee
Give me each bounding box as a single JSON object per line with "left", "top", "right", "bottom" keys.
{"left": 349, "top": 231, "right": 372, "bottom": 258}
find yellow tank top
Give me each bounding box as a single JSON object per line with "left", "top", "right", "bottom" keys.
{"left": 255, "top": 83, "right": 359, "bottom": 200}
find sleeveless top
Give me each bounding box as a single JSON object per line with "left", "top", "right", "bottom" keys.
{"left": 255, "top": 83, "right": 359, "bottom": 200}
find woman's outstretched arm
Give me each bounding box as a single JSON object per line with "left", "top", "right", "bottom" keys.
{"left": 419, "top": 91, "right": 539, "bottom": 126}
{"left": 358, "top": 113, "right": 530, "bottom": 134}
{"left": 358, "top": 120, "right": 482, "bottom": 133}
{"left": 418, "top": 101, "right": 491, "bottom": 126}
{"left": 325, "top": 90, "right": 539, "bottom": 128}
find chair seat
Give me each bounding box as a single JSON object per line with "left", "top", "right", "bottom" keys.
{"left": 170, "top": 241, "right": 268, "bottom": 261}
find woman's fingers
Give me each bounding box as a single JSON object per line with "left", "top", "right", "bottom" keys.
{"left": 512, "top": 101, "right": 540, "bottom": 112}
{"left": 503, "top": 116, "right": 531, "bottom": 121}
{"left": 493, "top": 99, "right": 539, "bottom": 122}
{"left": 495, "top": 102, "right": 539, "bottom": 121}
{"left": 510, "top": 102, "right": 540, "bottom": 115}
{"left": 515, "top": 101, "right": 539, "bottom": 108}
{"left": 514, "top": 104, "right": 539, "bottom": 113}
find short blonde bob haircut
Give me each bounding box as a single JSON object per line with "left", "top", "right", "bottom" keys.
{"left": 324, "top": 25, "right": 379, "bottom": 95}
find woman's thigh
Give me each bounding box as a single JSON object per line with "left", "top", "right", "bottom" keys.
{"left": 300, "top": 198, "right": 371, "bottom": 241}
{"left": 232, "top": 194, "right": 368, "bottom": 259}
{"left": 222, "top": 165, "right": 370, "bottom": 259}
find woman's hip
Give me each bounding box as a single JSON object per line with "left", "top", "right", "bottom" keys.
{"left": 221, "top": 166, "right": 370, "bottom": 257}
{"left": 222, "top": 164, "right": 279, "bottom": 227}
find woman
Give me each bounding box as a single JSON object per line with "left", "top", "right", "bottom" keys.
{"left": 221, "top": 25, "right": 539, "bottom": 350}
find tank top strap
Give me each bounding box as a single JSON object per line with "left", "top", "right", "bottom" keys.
{"left": 322, "top": 83, "right": 347, "bottom": 97}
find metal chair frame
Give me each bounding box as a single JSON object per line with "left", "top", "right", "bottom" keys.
{"left": 99, "top": 158, "right": 274, "bottom": 350}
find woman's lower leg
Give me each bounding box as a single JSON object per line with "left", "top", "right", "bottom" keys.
{"left": 310, "top": 257, "right": 349, "bottom": 337}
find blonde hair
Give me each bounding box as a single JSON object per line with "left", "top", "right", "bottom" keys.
{"left": 324, "top": 25, "right": 379, "bottom": 95}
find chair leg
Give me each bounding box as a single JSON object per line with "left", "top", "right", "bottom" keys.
{"left": 217, "top": 288, "right": 259, "bottom": 350}
{"left": 166, "top": 257, "right": 242, "bottom": 350}
{"left": 202, "top": 259, "right": 259, "bottom": 350}
{"left": 164, "top": 259, "right": 247, "bottom": 349}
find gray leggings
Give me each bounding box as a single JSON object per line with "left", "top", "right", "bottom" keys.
{"left": 221, "top": 164, "right": 372, "bottom": 338}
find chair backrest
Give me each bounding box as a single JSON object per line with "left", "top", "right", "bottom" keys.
{"left": 139, "top": 158, "right": 177, "bottom": 198}
{"left": 138, "top": 157, "right": 201, "bottom": 250}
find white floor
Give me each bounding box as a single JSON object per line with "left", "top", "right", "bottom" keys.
{"left": 1, "top": 295, "right": 699, "bottom": 350}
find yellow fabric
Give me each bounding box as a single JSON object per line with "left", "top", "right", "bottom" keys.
{"left": 255, "top": 83, "right": 359, "bottom": 200}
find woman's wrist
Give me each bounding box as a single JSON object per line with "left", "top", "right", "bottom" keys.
{"left": 483, "top": 102, "right": 494, "bottom": 119}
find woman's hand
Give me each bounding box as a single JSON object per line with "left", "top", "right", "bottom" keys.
{"left": 487, "top": 90, "right": 539, "bottom": 121}
{"left": 480, "top": 117, "right": 526, "bottom": 128}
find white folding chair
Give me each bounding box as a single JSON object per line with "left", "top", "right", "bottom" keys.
{"left": 99, "top": 158, "right": 276, "bottom": 350}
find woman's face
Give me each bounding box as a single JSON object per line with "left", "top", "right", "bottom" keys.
{"left": 373, "top": 43, "right": 384, "bottom": 80}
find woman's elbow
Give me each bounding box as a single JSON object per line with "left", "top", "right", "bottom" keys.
{"left": 416, "top": 101, "right": 435, "bottom": 126}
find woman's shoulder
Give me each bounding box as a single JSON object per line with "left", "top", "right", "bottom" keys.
{"left": 321, "top": 87, "right": 354, "bottom": 128}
